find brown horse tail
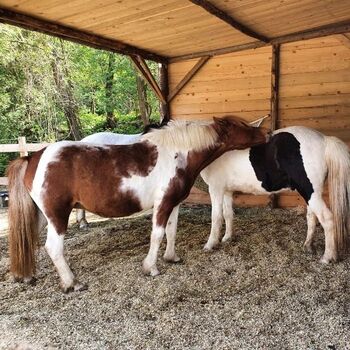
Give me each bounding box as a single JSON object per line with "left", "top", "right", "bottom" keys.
{"left": 324, "top": 136, "right": 350, "bottom": 254}
{"left": 6, "top": 157, "right": 38, "bottom": 280}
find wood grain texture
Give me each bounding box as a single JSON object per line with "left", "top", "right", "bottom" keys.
{"left": 170, "top": 35, "right": 350, "bottom": 207}
{"left": 1, "top": 0, "right": 350, "bottom": 58}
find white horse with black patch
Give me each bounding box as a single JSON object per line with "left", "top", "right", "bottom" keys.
{"left": 78, "top": 122, "right": 350, "bottom": 264}
{"left": 201, "top": 126, "right": 350, "bottom": 264}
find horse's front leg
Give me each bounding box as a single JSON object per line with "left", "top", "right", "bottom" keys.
{"left": 143, "top": 203, "right": 171, "bottom": 276}
{"left": 163, "top": 205, "right": 181, "bottom": 263}
{"left": 222, "top": 192, "right": 234, "bottom": 243}
{"left": 45, "top": 222, "right": 87, "bottom": 292}
{"left": 204, "top": 187, "right": 224, "bottom": 251}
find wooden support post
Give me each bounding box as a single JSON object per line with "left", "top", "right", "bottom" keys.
{"left": 269, "top": 44, "right": 280, "bottom": 209}
{"left": 159, "top": 63, "right": 170, "bottom": 122}
{"left": 130, "top": 55, "right": 166, "bottom": 104}
{"left": 18, "top": 136, "right": 28, "bottom": 157}
{"left": 168, "top": 56, "right": 210, "bottom": 102}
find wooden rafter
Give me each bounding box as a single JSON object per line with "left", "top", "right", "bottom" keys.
{"left": 189, "top": 0, "right": 269, "bottom": 42}
{"left": 0, "top": 8, "right": 166, "bottom": 63}
{"left": 168, "top": 56, "right": 210, "bottom": 102}
{"left": 170, "top": 20, "right": 350, "bottom": 62}
{"left": 130, "top": 55, "right": 166, "bottom": 104}
{"left": 271, "top": 20, "right": 350, "bottom": 45}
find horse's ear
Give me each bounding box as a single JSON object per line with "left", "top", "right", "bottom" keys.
{"left": 250, "top": 120, "right": 262, "bottom": 128}
{"left": 249, "top": 114, "right": 271, "bottom": 128}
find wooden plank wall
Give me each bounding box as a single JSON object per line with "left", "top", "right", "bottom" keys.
{"left": 169, "top": 35, "right": 350, "bottom": 208}
{"left": 169, "top": 46, "right": 272, "bottom": 207}
{"left": 277, "top": 35, "right": 350, "bottom": 207}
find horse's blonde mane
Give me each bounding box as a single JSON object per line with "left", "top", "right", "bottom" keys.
{"left": 141, "top": 120, "right": 218, "bottom": 151}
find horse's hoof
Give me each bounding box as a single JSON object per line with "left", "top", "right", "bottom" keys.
{"left": 303, "top": 243, "right": 315, "bottom": 254}
{"left": 79, "top": 223, "right": 89, "bottom": 231}
{"left": 203, "top": 242, "right": 219, "bottom": 252}
{"left": 221, "top": 235, "right": 232, "bottom": 244}
{"left": 163, "top": 253, "right": 182, "bottom": 263}
{"left": 61, "top": 281, "right": 88, "bottom": 293}
{"left": 320, "top": 255, "right": 338, "bottom": 264}
{"left": 142, "top": 261, "right": 160, "bottom": 277}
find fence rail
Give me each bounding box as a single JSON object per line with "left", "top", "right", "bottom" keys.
{"left": 0, "top": 137, "right": 48, "bottom": 186}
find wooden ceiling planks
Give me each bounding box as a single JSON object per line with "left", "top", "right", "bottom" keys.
{"left": 0, "top": 0, "right": 349, "bottom": 60}
{"left": 212, "top": 0, "right": 350, "bottom": 37}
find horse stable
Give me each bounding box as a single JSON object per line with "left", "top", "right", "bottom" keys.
{"left": 0, "top": 1, "right": 350, "bottom": 349}
{"left": 0, "top": 0, "right": 349, "bottom": 209}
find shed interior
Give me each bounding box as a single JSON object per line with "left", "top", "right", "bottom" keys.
{"left": 0, "top": 0, "right": 349, "bottom": 207}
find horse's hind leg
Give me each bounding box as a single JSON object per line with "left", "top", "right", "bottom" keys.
{"left": 45, "top": 222, "right": 87, "bottom": 292}
{"left": 76, "top": 208, "right": 89, "bottom": 230}
{"left": 303, "top": 206, "right": 317, "bottom": 253}
{"left": 204, "top": 187, "right": 224, "bottom": 251}
{"left": 222, "top": 192, "right": 234, "bottom": 243}
{"left": 163, "top": 205, "right": 181, "bottom": 263}
{"left": 308, "top": 194, "right": 338, "bottom": 263}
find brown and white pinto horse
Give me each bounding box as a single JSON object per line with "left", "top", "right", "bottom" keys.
{"left": 7, "top": 116, "right": 269, "bottom": 292}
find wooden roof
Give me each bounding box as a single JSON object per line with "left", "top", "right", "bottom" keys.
{"left": 0, "top": 0, "right": 349, "bottom": 62}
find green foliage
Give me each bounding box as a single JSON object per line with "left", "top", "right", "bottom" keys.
{"left": 0, "top": 24, "right": 161, "bottom": 175}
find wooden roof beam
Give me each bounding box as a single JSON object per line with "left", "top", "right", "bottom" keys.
{"left": 0, "top": 8, "right": 167, "bottom": 63}
{"left": 189, "top": 0, "right": 269, "bottom": 43}
{"left": 130, "top": 55, "right": 166, "bottom": 104}
{"left": 170, "top": 20, "right": 350, "bottom": 62}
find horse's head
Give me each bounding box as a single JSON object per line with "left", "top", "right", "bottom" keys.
{"left": 213, "top": 116, "right": 270, "bottom": 150}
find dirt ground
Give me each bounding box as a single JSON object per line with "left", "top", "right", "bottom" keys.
{"left": 0, "top": 205, "right": 349, "bottom": 350}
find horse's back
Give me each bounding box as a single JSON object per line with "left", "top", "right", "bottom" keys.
{"left": 82, "top": 132, "right": 141, "bottom": 145}
{"left": 28, "top": 141, "right": 160, "bottom": 222}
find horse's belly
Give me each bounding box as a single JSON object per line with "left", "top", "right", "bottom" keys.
{"left": 79, "top": 189, "right": 143, "bottom": 219}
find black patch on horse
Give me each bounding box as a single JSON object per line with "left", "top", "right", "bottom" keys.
{"left": 249, "top": 132, "right": 314, "bottom": 203}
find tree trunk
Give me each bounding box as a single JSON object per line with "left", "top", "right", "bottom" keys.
{"left": 136, "top": 74, "right": 150, "bottom": 126}
{"left": 51, "top": 40, "right": 83, "bottom": 140}
{"left": 105, "top": 52, "right": 117, "bottom": 129}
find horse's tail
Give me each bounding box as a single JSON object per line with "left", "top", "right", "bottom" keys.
{"left": 6, "top": 157, "right": 38, "bottom": 280}
{"left": 324, "top": 136, "right": 350, "bottom": 253}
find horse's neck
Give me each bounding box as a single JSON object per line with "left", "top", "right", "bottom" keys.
{"left": 186, "top": 144, "right": 228, "bottom": 177}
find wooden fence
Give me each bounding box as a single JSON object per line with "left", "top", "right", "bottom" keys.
{"left": 0, "top": 137, "right": 48, "bottom": 186}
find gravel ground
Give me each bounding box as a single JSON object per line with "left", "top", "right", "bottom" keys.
{"left": 0, "top": 206, "right": 349, "bottom": 350}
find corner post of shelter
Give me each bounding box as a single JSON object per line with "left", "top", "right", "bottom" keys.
{"left": 159, "top": 63, "right": 170, "bottom": 122}
{"left": 269, "top": 43, "right": 281, "bottom": 209}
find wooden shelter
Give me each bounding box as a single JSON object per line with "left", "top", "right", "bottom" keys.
{"left": 0, "top": 0, "right": 349, "bottom": 207}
